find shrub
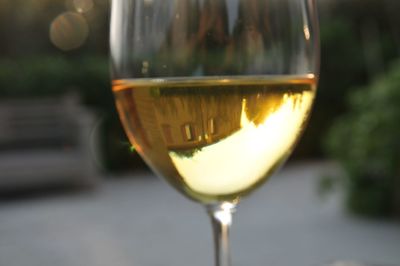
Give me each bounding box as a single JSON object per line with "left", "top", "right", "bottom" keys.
{"left": 325, "top": 61, "right": 400, "bottom": 218}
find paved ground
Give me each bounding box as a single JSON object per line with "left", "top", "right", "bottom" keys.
{"left": 0, "top": 162, "right": 399, "bottom": 266}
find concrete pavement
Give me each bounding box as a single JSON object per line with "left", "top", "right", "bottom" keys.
{"left": 0, "top": 162, "right": 399, "bottom": 266}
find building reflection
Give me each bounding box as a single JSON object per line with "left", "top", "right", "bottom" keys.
{"left": 151, "top": 88, "right": 242, "bottom": 151}
{"left": 128, "top": 84, "right": 292, "bottom": 153}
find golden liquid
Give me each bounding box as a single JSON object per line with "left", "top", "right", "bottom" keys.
{"left": 113, "top": 76, "right": 316, "bottom": 204}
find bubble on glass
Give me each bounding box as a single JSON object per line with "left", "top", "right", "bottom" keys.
{"left": 142, "top": 61, "right": 149, "bottom": 74}
{"left": 73, "top": 0, "right": 94, "bottom": 13}
{"left": 50, "top": 12, "right": 89, "bottom": 51}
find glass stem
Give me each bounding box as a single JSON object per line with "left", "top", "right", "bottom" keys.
{"left": 207, "top": 202, "right": 236, "bottom": 266}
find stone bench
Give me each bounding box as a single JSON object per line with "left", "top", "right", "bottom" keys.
{"left": 0, "top": 94, "right": 100, "bottom": 191}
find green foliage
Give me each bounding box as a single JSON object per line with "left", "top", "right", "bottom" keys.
{"left": 296, "top": 15, "right": 367, "bottom": 157}
{"left": 0, "top": 56, "right": 145, "bottom": 172}
{"left": 0, "top": 56, "right": 105, "bottom": 98}
{"left": 326, "top": 61, "right": 400, "bottom": 218}
{"left": 296, "top": 0, "right": 400, "bottom": 158}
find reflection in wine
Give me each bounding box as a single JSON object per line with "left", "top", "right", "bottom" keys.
{"left": 113, "top": 75, "right": 316, "bottom": 203}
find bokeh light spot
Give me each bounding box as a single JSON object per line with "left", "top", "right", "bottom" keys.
{"left": 50, "top": 12, "right": 89, "bottom": 51}
{"left": 73, "top": 0, "right": 94, "bottom": 13}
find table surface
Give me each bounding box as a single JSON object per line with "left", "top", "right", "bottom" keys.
{"left": 1, "top": 161, "right": 400, "bottom": 266}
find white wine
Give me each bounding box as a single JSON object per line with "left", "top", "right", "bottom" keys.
{"left": 113, "top": 75, "right": 316, "bottom": 203}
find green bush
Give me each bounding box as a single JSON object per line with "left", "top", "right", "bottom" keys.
{"left": 0, "top": 56, "right": 146, "bottom": 172}
{"left": 326, "top": 61, "right": 400, "bottom": 218}
{"left": 295, "top": 17, "right": 368, "bottom": 158}
{"left": 296, "top": 0, "right": 400, "bottom": 158}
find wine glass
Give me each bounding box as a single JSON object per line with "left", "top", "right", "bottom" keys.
{"left": 110, "top": 0, "right": 319, "bottom": 265}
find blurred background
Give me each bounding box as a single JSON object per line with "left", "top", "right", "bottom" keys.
{"left": 0, "top": 0, "right": 400, "bottom": 266}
